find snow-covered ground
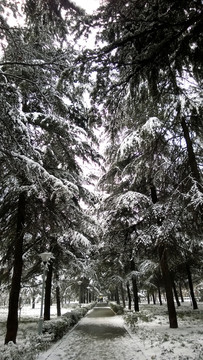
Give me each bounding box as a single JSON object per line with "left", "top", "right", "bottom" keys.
{"left": 0, "top": 301, "right": 203, "bottom": 359}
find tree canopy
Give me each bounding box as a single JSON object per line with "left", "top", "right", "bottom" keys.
{"left": 0, "top": 0, "right": 202, "bottom": 341}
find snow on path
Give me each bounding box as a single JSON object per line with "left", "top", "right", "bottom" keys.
{"left": 36, "top": 306, "right": 146, "bottom": 360}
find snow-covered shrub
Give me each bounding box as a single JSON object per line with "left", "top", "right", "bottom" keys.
{"left": 0, "top": 333, "right": 58, "bottom": 360}
{"left": 43, "top": 316, "right": 73, "bottom": 341}
{"left": 124, "top": 309, "right": 152, "bottom": 328}
{"left": 109, "top": 303, "right": 124, "bottom": 315}
{"left": 0, "top": 338, "right": 38, "bottom": 360}
{"left": 42, "top": 304, "right": 95, "bottom": 341}
{"left": 124, "top": 313, "right": 139, "bottom": 328}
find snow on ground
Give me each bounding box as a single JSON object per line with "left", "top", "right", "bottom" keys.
{"left": 36, "top": 302, "right": 203, "bottom": 360}
{"left": 126, "top": 302, "right": 203, "bottom": 359}
{"left": 0, "top": 303, "right": 73, "bottom": 344}
{"left": 0, "top": 301, "right": 203, "bottom": 359}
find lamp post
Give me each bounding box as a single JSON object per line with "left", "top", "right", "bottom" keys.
{"left": 38, "top": 252, "right": 53, "bottom": 335}
{"left": 78, "top": 280, "right": 82, "bottom": 307}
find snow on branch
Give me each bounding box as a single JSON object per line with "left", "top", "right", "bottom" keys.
{"left": 189, "top": 179, "right": 203, "bottom": 209}
{"left": 60, "top": 229, "right": 90, "bottom": 248}
{"left": 10, "top": 151, "right": 79, "bottom": 200}
{"left": 117, "top": 131, "right": 141, "bottom": 160}
{"left": 116, "top": 191, "right": 150, "bottom": 211}
{"left": 141, "top": 117, "right": 162, "bottom": 137}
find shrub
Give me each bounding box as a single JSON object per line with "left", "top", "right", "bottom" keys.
{"left": 42, "top": 303, "right": 95, "bottom": 341}
{"left": 109, "top": 303, "right": 124, "bottom": 315}
{"left": 0, "top": 303, "right": 96, "bottom": 360}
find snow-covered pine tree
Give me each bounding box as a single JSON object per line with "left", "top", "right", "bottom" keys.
{"left": 83, "top": 0, "right": 203, "bottom": 328}
{"left": 0, "top": 0, "right": 100, "bottom": 343}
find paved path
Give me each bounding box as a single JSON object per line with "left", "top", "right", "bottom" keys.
{"left": 36, "top": 305, "right": 146, "bottom": 360}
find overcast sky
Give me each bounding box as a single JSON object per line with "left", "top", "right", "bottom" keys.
{"left": 74, "top": 0, "right": 100, "bottom": 13}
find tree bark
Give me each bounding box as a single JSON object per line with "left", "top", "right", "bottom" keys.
{"left": 147, "top": 292, "right": 150, "bottom": 304}
{"left": 186, "top": 263, "right": 198, "bottom": 310}
{"left": 55, "top": 270, "right": 61, "bottom": 316}
{"left": 150, "top": 182, "right": 178, "bottom": 328}
{"left": 44, "top": 262, "right": 53, "bottom": 321}
{"left": 5, "top": 192, "right": 26, "bottom": 344}
{"left": 56, "top": 285, "right": 61, "bottom": 317}
{"left": 115, "top": 286, "right": 120, "bottom": 304}
{"left": 130, "top": 259, "right": 139, "bottom": 311}
{"left": 152, "top": 293, "right": 156, "bottom": 305}
{"left": 179, "top": 282, "right": 184, "bottom": 302}
{"left": 172, "top": 280, "right": 181, "bottom": 307}
{"left": 132, "top": 275, "right": 139, "bottom": 311}
{"left": 126, "top": 281, "right": 131, "bottom": 310}
{"left": 120, "top": 283, "right": 126, "bottom": 308}
{"left": 159, "top": 246, "right": 178, "bottom": 328}
{"left": 158, "top": 285, "right": 163, "bottom": 305}
{"left": 181, "top": 117, "right": 201, "bottom": 183}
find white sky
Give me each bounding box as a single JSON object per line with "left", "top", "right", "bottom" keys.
{"left": 74, "top": 0, "right": 100, "bottom": 13}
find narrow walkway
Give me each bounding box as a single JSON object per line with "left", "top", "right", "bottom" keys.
{"left": 36, "top": 304, "right": 146, "bottom": 360}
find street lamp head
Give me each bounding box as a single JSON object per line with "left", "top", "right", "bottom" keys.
{"left": 39, "top": 252, "right": 53, "bottom": 263}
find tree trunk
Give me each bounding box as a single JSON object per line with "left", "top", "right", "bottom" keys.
{"left": 159, "top": 246, "right": 178, "bottom": 328}
{"left": 55, "top": 270, "right": 61, "bottom": 316}
{"left": 131, "top": 260, "right": 139, "bottom": 311}
{"left": 172, "top": 280, "right": 181, "bottom": 307}
{"left": 150, "top": 182, "right": 178, "bottom": 328}
{"left": 132, "top": 275, "right": 139, "bottom": 312}
{"left": 152, "top": 293, "right": 156, "bottom": 305}
{"left": 179, "top": 282, "right": 184, "bottom": 302}
{"left": 44, "top": 262, "right": 53, "bottom": 321}
{"left": 5, "top": 192, "right": 26, "bottom": 344}
{"left": 32, "top": 295, "right": 35, "bottom": 309}
{"left": 115, "top": 286, "right": 120, "bottom": 304}
{"left": 181, "top": 117, "right": 201, "bottom": 183}
{"left": 126, "top": 281, "right": 131, "bottom": 310}
{"left": 158, "top": 286, "right": 163, "bottom": 305}
{"left": 186, "top": 263, "right": 198, "bottom": 310}
{"left": 120, "top": 283, "right": 126, "bottom": 308}
{"left": 56, "top": 285, "right": 61, "bottom": 317}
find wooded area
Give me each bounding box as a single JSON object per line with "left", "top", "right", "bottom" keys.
{"left": 0, "top": 0, "right": 202, "bottom": 344}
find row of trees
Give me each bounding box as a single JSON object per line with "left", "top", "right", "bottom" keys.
{"left": 0, "top": 0, "right": 101, "bottom": 344}
{"left": 90, "top": 0, "right": 203, "bottom": 328}
{"left": 0, "top": 0, "right": 202, "bottom": 345}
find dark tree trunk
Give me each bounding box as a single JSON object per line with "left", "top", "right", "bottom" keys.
{"left": 44, "top": 262, "right": 53, "bottom": 321}
{"left": 179, "top": 282, "right": 184, "bottom": 302}
{"left": 158, "top": 286, "right": 163, "bottom": 305}
{"left": 81, "top": 284, "right": 85, "bottom": 304}
{"left": 132, "top": 275, "right": 139, "bottom": 311}
{"left": 131, "top": 260, "right": 139, "bottom": 311}
{"left": 147, "top": 292, "right": 150, "bottom": 304}
{"left": 150, "top": 183, "right": 178, "bottom": 328}
{"left": 152, "top": 293, "right": 156, "bottom": 305}
{"left": 32, "top": 295, "right": 35, "bottom": 309}
{"left": 159, "top": 246, "right": 178, "bottom": 328}
{"left": 186, "top": 263, "right": 198, "bottom": 310}
{"left": 172, "top": 280, "right": 181, "bottom": 307}
{"left": 126, "top": 282, "right": 131, "bottom": 310}
{"left": 55, "top": 271, "right": 61, "bottom": 316}
{"left": 181, "top": 117, "right": 201, "bottom": 183}
{"left": 5, "top": 192, "right": 26, "bottom": 344}
{"left": 115, "top": 286, "right": 120, "bottom": 304}
{"left": 56, "top": 285, "right": 61, "bottom": 317}
{"left": 120, "top": 283, "right": 126, "bottom": 308}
